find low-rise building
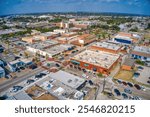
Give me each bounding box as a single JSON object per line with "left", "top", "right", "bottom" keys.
{"left": 112, "top": 32, "right": 140, "bottom": 45}
{"left": 49, "top": 70, "right": 86, "bottom": 90}
{"left": 71, "top": 34, "right": 96, "bottom": 46}
{"left": 131, "top": 46, "right": 150, "bottom": 61}
{"left": 91, "top": 42, "right": 122, "bottom": 54}
{"left": 27, "top": 42, "right": 74, "bottom": 58}
{"left": 71, "top": 50, "right": 120, "bottom": 75}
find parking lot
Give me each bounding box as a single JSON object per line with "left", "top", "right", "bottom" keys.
{"left": 134, "top": 65, "right": 150, "bottom": 85}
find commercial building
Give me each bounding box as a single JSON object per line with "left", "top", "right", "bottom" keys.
{"left": 8, "top": 58, "right": 33, "bottom": 72}
{"left": 37, "top": 32, "right": 60, "bottom": 41}
{"left": 71, "top": 34, "right": 96, "bottom": 46}
{"left": 131, "top": 46, "right": 150, "bottom": 61}
{"left": 27, "top": 43, "right": 74, "bottom": 58}
{"left": 49, "top": 70, "right": 86, "bottom": 90}
{"left": 112, "top": 32, "right": 140, "bottom": 45}
{"left": 71, "top": 50, "right": 120, "bottom": 75}
{"left": 22, "top": 36, "right": 40, "bottom": 44}
{"left": 57, "top": 35, "right": 78, "bottom": 44}
{"left": 54, "top": 29, "right": 68, "bottom": 34}
{"left": 35, "top": 72, "right": 85, "bottom": 100}
{"left": 0, "top": 66, "right": 5, "bottom": 78}
{"left": 44, "top": 44, "right": 75, "bottom": 57}
{"left": 90, "top": 42, "right": 122, "bottom": 54}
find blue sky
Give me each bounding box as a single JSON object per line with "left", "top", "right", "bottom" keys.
{"left": 0, "top": 0, "right": 150, "bottom": 16}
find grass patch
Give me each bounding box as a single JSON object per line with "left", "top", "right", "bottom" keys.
{"left": 114, "top": 70, "right": 134, "bottom": 82}
{"left": 114, "top": 70, "right": 150, "bottom": 88}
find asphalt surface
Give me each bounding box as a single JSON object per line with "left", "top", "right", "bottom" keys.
{"left": 0, "top": 67, "right": 45, "bottom": 93}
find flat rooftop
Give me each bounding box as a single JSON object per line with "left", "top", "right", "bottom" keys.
{"left": 57, "top": 35, "right": 77, "bottom": 41}
{"left": 40, "top": 32, "right": 59, "bottom": 37}
{"left": 114, "top": 35, "right": 132, "bottom": 41}
{"left": 45, "top": 44, "right": 74, "bottom": 56}
{"left": 13, "top": 91, "right": 33, "bottom": 100}
{"left": 92, "top": 42, "right": 121, "bottom": 51}
{"left": 49, "top": 70, "right": 85, "bottom": 89}
{"left": 131, "top": 46, "right": 150, "bottom": 58}
{"left": 133, "top": 46, "right": 150, "bottom": 54}
{"left": 72, "top": 50, "right": 120, "bottom": 69}
{"left": 27, "top": 40, "right": 58, "bottom": 50}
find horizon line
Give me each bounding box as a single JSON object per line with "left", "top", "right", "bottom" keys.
{"left": 0, "top": 11, "right": 150, "bottom": 17}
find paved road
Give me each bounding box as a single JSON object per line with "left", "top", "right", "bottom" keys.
{"left": 0, "top": 67, "right": 45, "bottom": 93}
{"left": 114, "top": 83, "right": 150, "bottom": 100}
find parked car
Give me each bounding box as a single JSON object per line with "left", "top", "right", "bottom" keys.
{"left": 137, "top": 66, "right": 144, "bottom": 70}
{"left": 133, "top": 96, "right": 142, "bottom": 100}
{"left": 89, "top": 80, "right": 94, "bottom": 85}
{"left": 29, "top": 64, "right": 37, "bottom": 69}
{"left": 55, "top": 63, "right": 60, "bottom": 67}
{"left": 127, "top": 82, "right": 133, "bottom": 87}
{"left": 122, "top": 81, "right": 127, "bottom": 86}
{"left": 26, "top": 79, "right": 35, "bottom": 84}
{"left": 147, "top": 81, "right": 150, "bottom": 84}
{"left": 35, "top": 74, "right": 43, "bottom": 79}
{"left": 11, "top": 86, "right": 23, "bottom": 93}
{"left": 134, "top": 84, "right": 141, "bottom": 90}
{"left": 124, "top": 88, "right": 132, "bottom": 94}
{"left": 117, "top": 80, "right": 122, "bottom": 84}
{"left": 114, "top": 89, "right": 121, "bottom": 96}
{"left": 134, "top": 72, "right": 140, "bottom": 77}
{"left": 40, "top": 73, "right": 47, "bottom": 76}
{"left": 122, "top": 93, "right": 128, "bottom": 99}
{"left": 20, "top": 67, "right": 25, "bottom": 70}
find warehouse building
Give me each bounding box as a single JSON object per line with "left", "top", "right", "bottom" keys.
{"left": 71, "top": 50, "right": 120, "bottom": 75}
{"left": 49, "top": 70, "right": 86, "bottom": 90}
{"left": 91, "top": 42, "right": 122, "bottom": 54}
{"left": 112, "top": 32, "right": 140, "bottom": 45}
{"left": 131, "top": 46, "right": 150, "bottom": 62}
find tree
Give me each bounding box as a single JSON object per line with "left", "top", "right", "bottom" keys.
{"left": 108, "top": 34, "right": 111, "bottom": 40}
{"left": 130, "top": 27, "right": 138, "bottom": 32}
{"left": 97, "top": 73, "right": 103, "bottom": 77}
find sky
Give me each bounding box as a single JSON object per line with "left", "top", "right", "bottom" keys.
{"left": 0, "top": 0, "right": 150, "bottom": 16}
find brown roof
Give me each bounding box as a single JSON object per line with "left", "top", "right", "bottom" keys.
{"left": 78, "top": 34, "right": 91, "bottom": 40}
{"left": 131, "top": 51, "right": 150, "bottom": 58}
{"left": 118, "top": 32, "right": 132, "bottom": 37}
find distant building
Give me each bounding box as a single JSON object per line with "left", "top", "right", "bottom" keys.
{"left": 131, "top": 46, "right": 150, "bottom": 62}
{"left": 71, "top": 34, "right": 96, "bottom": 47}
{"left": 22, "top": 36, "right": 40, "bottom": 44}
{"left": 112, "top": 32, "right": 140, "bottom": 45}
{"left": 0, "top": 66, "right": 5, "bottom": 78}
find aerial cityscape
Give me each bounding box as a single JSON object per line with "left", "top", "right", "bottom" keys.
{"left": 0, "top": 0, "right": 150, "bottom": 100}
